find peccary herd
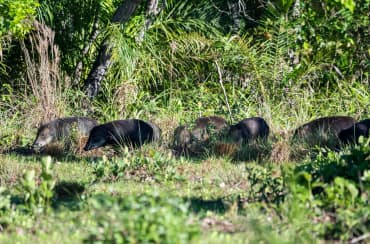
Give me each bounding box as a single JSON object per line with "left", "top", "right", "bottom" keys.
{"left": 32, "top": 118, "right": 161, "bottom": 152}
{"left": 31, "top": 115, "right": 370, "bottom": 156}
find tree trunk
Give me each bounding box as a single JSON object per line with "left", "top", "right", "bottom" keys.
{"left": 292, "top": 0, "right": 301, "bottom": 18}
{"left": 227, "top": 1, "right": 242, "bottom": 33}
{"left": 137, "top": 0, "right": 163, "bottom": 42}
{"left": 84, "top": 0, "right": 143, "bottom": 98}
{"left": 73, "top": 18, "right": 99, "bottom": 86}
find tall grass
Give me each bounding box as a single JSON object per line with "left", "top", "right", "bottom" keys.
{"left": 20, "top": 21, "right": 68, "bottom": 124}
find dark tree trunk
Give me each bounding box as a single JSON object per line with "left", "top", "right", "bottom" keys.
{"left": 227, "top": 1, "right": 242, "bottom": 33}
{"left": 84, "top": 0, "right": 143, "bottom": 98}
{"left": 73, "top": 18, "right": 100, "bottom": 85}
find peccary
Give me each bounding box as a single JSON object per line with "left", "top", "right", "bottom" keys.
{"left": 32, "top": 117, "right": 98, "bottom": 149}
{"left": 173, "top": 116, "right": 228, "bottom": 154}
{"left": 146, "top": 121, "right": 162, "bottom": 142}
{"left": 83, "top": 119, "right": 161, "bottom": 151}
{"left": 339, "top": 119, "right": 370, "bottom": 145}
{"left": 191, "top": 116, "right": 229, "bottom": 142}
{"left": 293, "top": 116, "right": 356, "bottom": 147}
{"left": 293, "top": 116, "right": 356, "bottom": 139}
{"left": 228, "top": 117, "right": 270, "bottom": 143}
{"left": 173, "top": 126, "right": 192, "bottom": 150}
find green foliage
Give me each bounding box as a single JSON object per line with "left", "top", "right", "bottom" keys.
{"left": 0, "top": 0, "right": 370, "bottom": 242}
{"left": 85, "top": 192, "right": 199, "bottom": 243}
{"left": 92, "top": 149, "right": 181, "bottom": 183}
{"left": 246, "top": 164, "right": 285, "bottom": 203}
{"left": 0, "top": 0, "right": 39, "bottom": 38}
{"left": 281, "top": 140, "right": 370, "bottom": 240}
{"left": 296, "top": 139, "right": 370, "bottom": 183}
{"left": 36, "top": 0, "right": 122, "bottom": 74}
{"left": 0, "top": 187, "right": 11, "bottom": 213}
{"left": 242, "top": 139, "right": 369, "bottom": 242}
{"left": 270, "top": 0, "right": 369, "bottom": 85}
{"left": 19, "top": 156, "right": 55, "bottom": 212}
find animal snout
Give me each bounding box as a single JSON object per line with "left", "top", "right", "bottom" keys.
{"left": 83, "top": 143, "right": 93, "bottom": 151}
{"left": 32, "top": 141, "right": 42, "bottom": 149}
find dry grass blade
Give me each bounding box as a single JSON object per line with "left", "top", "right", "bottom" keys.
{"left": 20, "top": 20, "right": 66, "bottom": 124}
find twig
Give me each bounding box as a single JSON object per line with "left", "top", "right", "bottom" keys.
{"left": 332, "top": 64, "right": 344, "bottom": 79}
{"left": 350, "top": 233, "right": 370, "bottom": 244}
{"left": 215, "top": 60, "right": 233, "bottom": 122}
{"left": 210, "top": 0, "right": 229, "bottom": 14}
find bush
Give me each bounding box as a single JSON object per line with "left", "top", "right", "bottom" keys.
{"left": 19, "top": 156, "right": 55, "bottom": 212}
{"left": 245, "top": 164, "right": 285, "bottom": 203}
{"left": 84, "top": 192, "right": 199, "bottom": 243}
{"left": 92, "top": 150, "right": 181, "bottom": 183}
{"left": 295, "top": 138, "right": 370, "bottom": 183}
{"left": 282, "top": 140, "right": 370, "bottom": 240}
{"left": 0, "top": 0, "right": 39, "bottom": 38}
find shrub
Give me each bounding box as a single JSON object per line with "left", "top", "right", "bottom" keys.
{"left": 19, "top": 156, "right": 55, "bottom": 212}
{"left": 245, "top": 164, "right": 285, "bottom": 203}
{"left": 84, "top": 192, "right": 199, "bottom": 243}
{"left": 282, "top": 139, "right": 370, "bottom": 240}
{"left": 92, "top": 150, "right": 181, "bottom": 183}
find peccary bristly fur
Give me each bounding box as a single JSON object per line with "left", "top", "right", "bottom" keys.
{"left": 339, "top": 119, "right": 370, "bottom": 145}
{"left": 173, "top": 125, "right": 192, "bottom": 150}
{"left": 32, "top": 117, "right": 98, "bottom": 149}
{"left": 173, "top": 116, "right": 229, "bottom": 154}
{"left": 83, "top": 119, "right": 161, "bottom": 151}
{"left": 228, "top": 117, "right": 270, "bottom": 143}
{"left": 293, "top": 116, "right": 356, "bottom": 140}
{"left": 191, "top": 116, "right": 229, "bottom": 142}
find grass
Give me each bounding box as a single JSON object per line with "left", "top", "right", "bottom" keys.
{"left": 0, "top": 151, "right": 256, "bottom": 243}
{"left": 1, "top": 1, "right": 369, "bottom": 241}
{"left": 0, "top": 82, "right": 369, "bottom": 242}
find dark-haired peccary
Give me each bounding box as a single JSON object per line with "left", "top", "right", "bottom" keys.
{"left": 191, "top": 116, "right": 229, "bottom": 142}
{"left": 228, "top": 117, "right": 270, "bottom": 144}
{"left": 293, "top": 116, "right": 356, "bottom": 147}
{"left": 173, "top": 116, "right": 229, "bottom": 155}
{"left": 173, "top": 126, "right": 192, "bottom": 153}
{"left": 83, "top": 119, "right": 161, "bottom": 151}
{"left": 339, "top": 119, "right": 370, "bottom": 145}
{"left": 32, "top": 117, "right": 98, "bottom": 150}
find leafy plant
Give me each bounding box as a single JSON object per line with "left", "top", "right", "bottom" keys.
{"left": 280, "top": 139, "right": 370, "bottom": 240}
{"left": 0, "top": 187, "right": 11, "bottom": 213}
{"left": 245, "top": 164, "right": 285, "bottom": 203}
{"left": 85, "top": 192, "right": 199, "bottom": 243}
{"left": 19, "top": 156, "right": 55, "bottom": 212}
{"left": 296, "top": 138, "right": 370, "bottom": 183}
{"left": 0, "top": 0, "right": 39, "bottom": 38}
{"left": 92, "top": 149, "right": 181, "bottom": 183}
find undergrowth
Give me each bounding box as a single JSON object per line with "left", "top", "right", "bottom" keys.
{"left": 0, "top": 0, "right": 369, "bottom": 242}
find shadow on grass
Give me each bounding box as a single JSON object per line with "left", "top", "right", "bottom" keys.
{"left": 8, "top": 181, "right": 87, "bottom": 211}
{"left": 231, "top": 142, "right": 273, "bottom": 164}
{"left": 172, "top": 139, "right": 274, "bottom": 164}
{"left": 52, "top": 181, "right": 87, "bottom": 211}
{"left": 185, "top": 197, "right": 228, "bottom": 214}
{"left": 4, "top": 146, "right": 36, "bottom": 156}
{"left": 2, "top": 145, "right": 105, "bottom": 163}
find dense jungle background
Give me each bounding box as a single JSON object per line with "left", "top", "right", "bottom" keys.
{"left": 0, "top": 0, "right": 369, "bottom": 242}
